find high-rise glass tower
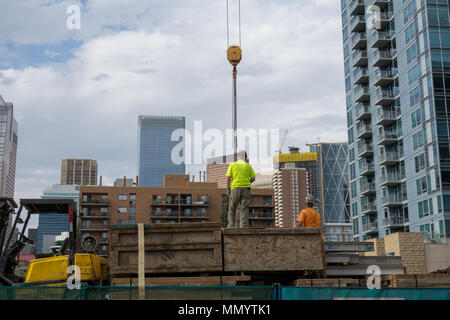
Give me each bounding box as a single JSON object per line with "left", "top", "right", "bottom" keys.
{"left": 310, "top": 143, "right": 353, "bottom": 242}
{"left": 137, "top": 116, "right": 185, "bottom": 187}
{"left": 341, "top": 0, "right": 450, "bottom": 241}
{"left": 0, "top": 95, "right": 18, "bottom": 244}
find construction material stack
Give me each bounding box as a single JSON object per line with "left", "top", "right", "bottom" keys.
{"left": 109, "top": 223, "right": 326, "bottom": 286}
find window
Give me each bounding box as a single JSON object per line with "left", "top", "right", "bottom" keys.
{"left": 118, "top": 194, "right": 127, "bottom": 201}
{"left": 118, "top": 207, "right": 127, "bottom": 213}
{"left": 129, "top": 207, "right": 136, "bottom": 216}
{"left": 129, "top": 219, "right": 136, "bottom": 224}
{"left": 167, "top": 208, "right": 172, "bottom": 215}
{"left": 0, "top": 114, "right": 6, "bottom": 121}
{"left": 197, "top": 195, "right": 207, "bottom": 202}
{"left": 416, "top": 177, "right": 427, "bottom": 195}
{"left": 101, "top": 232, "right": 107, "bottom": 239}
{"left": 414, "top": 153, "right": 426, "bottom": 173}
{"left": 100, "top": 245, "right": 107, "bottom": 251}
{"left": 0, "top": 123, "right": 6, "bottom": 133}
{"left": 351, "top": 181, "right": 357, "bottom": 198}
{"left": 101, "top": 194, "right": 108, "bottom": 201}
{"left": 100, "top": 207, "right": 108, "bottom": 215}
{"left": 130, "top": 194, "right": 136, "bottom": 203}
{"left": 117, "top": 219, "right": 127, "bottom": 225}
{"left": 350, "top": 164, "right": 356, "bottom": 180}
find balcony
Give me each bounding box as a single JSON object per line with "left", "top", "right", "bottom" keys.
{"left": 81, "top": 215, "right": 109, "bottom": 219}
{"left": 353, "top": 67, "right": 369, "bottom": 85}
{"left": 352, "top": 32, "right": 367, "bottom": 50}
{"left": 373, "top": 68, "right": 396, "bottom": 87}
{"left": 380, "top": 172, "right": 403, "bottom": 186}
{"left": 349, "top": 0, "right": 365, "bottom": 15}
{"left": 351, "top": 15, "right": 366, "bottom": 32}
{"left": 355, "top": 103, "right": 371, "bottom": 121}
{"left": 358, "top": 143, "right": 374, "bottom": 157}
{"left": 360, "top": 183, "right": 376, "bottom": 195}
{"left": 80, "top": 199, "right": 110, "bottom": 206}
{"left": 356, "top": 124, "right": 372, "bottom": 139}
{"left": 375, "top": 87, "right": 399, "bottom": 106}
{"left": 150, "top": 212, "right": 208, "bottom": 219}
{"left": 249, "top": 213, "right": 274, "bottom": 220}
{"left": 361, "top": 203, "right": 377, "bottom": 215}
{"left": 359, "top": 162, "right": 375, "bottom": 176}
{"left": 373, "top": 49, "right": 396, "bottom": 67}
{"left": 381, "top": 195, "right": 406, "bottom": 207}
{"left": 373, "top": 11, "right": 394, "bottom": 29}
{"left": 362, "top": 222, "right": 378, "bottom": 234}
{"left": 354, "top": 85, "right": 370, "bottom": 103}
{"left": 368, "top": 0, "right": 390, "bottom": 10}
{"left": 377, "top": 130, "right": 400, "bottom": 145}
{"left": 249, "top": 203, "right": 274, "bottom": 208}
{"left": 376, "top": 108, "right": 401, "bottom": 125}
{"left": 151, "top": 199, "right": 208, "bottom": 207}
{"left": 352, "top": 50, "right": 368, "bottom": 67}
{"left": 378, "top": 151, "right": 401, "bottom": 165}
{"left": 371, "top": 30, "right": 394, "bottom": 48}
{"left": 382, "top": 217, "right": 407, "bottom": 227}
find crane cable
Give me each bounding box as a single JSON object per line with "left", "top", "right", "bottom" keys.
{"left": 226, "top": 0, "right": 241, "bottom": 48}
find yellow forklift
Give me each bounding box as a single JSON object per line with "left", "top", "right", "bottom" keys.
{"left": 0, "top": 197, "right": 107, "bottom": 286}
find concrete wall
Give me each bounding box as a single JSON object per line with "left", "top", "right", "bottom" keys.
{"left": 425, "top": 240, "right": 450, "bottom": 273}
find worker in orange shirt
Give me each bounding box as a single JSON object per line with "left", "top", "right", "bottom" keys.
{"left": 296, "top": 195, "right": 321, "bottom": 228}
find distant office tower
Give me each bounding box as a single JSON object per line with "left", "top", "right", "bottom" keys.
{"left": 0, "top": 95, "right": 18, "bottom": 198}
{"left": 0, "top": 95, "right": 18, "bottom": 245}
{"left": 36, "top": 184, "right": 80, "bottom": 253}
{"left": 309, "top": 142, "right": 352, "bottom": 242}
{"left": 61, "top": 159, "right": 97, "bottom": 185}
{"left": 273, "top": 147, "right": 320, "bottom": 212}
{"left": 137, "top": 116, "right": 186, "bottom": 187}
{"left": 273, "top": 167, "right": 308, "bottom": 228}
{"left": 341, "top": 0, "right": 450, "bottom": 241}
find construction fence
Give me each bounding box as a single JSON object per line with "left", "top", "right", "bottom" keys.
{"left": 0, "top": 285, "right": 449, "bottom": 300}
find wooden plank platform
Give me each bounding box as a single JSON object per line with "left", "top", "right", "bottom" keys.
{"left": 382, "top": 274, "right": 450, "bottom": 288}
{"left": 223, "top": 228, "right": 325, "bottom": 272}
{"left": 296, "top": 278, "right": 360, "bottom": 287}
{"left": 111, "top": 275, "right": 251, "bottom": 287}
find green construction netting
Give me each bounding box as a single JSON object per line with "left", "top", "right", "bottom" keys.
{"left": 0, "top": 286, "right": 275, "bottom": 300}
{"left": 281, "top": 287, "right": 450, "bottom": 300}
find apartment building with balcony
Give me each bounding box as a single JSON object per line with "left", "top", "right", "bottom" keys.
{"left": 79, "top": 174, "right": 274, "bottom": 257}
{"left": 342, "top": 0, "right": 450, "bottom": 241}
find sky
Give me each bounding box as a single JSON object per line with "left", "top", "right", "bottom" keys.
{"left": 0, "top": 0, "right": 347, "bottom": 229}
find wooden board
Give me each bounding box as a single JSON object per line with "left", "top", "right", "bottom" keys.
{"left": 383, "top": 274, "right": 450, "bottom": 288}
{"left": 111, "top": 275, "right": 251, "bottom": 287}
{"left": 109, "top": 223, "right": 223, "bottom": 276}
{"left": 296, "top": 278, "right": 359, "bottom": 287}
{"left": 223, "top": 228, "right": 325, "bottom": 272}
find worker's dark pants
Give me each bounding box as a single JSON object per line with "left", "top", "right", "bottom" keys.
{"left": 228, "top": 187, "right": 251, "bottom": 228}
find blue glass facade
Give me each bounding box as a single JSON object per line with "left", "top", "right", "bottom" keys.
{"left": 36, "top": 214, "right": 69, "bottom": 253}
{"left": 342, "top": 0, "right": 450, "bottom": 241}
{"left": 137, "top": 116, "right": 186, "bottom": 187}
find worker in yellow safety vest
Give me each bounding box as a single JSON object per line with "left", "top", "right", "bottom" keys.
{"left": 226, "top": 150, "right": 256, "bottom": 228}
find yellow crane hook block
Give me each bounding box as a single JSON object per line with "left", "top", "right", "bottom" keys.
{"left": 227, "top": 45, "right": 242, "bottom": 66}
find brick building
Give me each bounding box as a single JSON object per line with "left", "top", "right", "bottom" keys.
{"left": 79, "top": 174, "right": 274, "bottom": 258}
{"left": 273, "top": 168, "right": 308, "bottom": 228}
